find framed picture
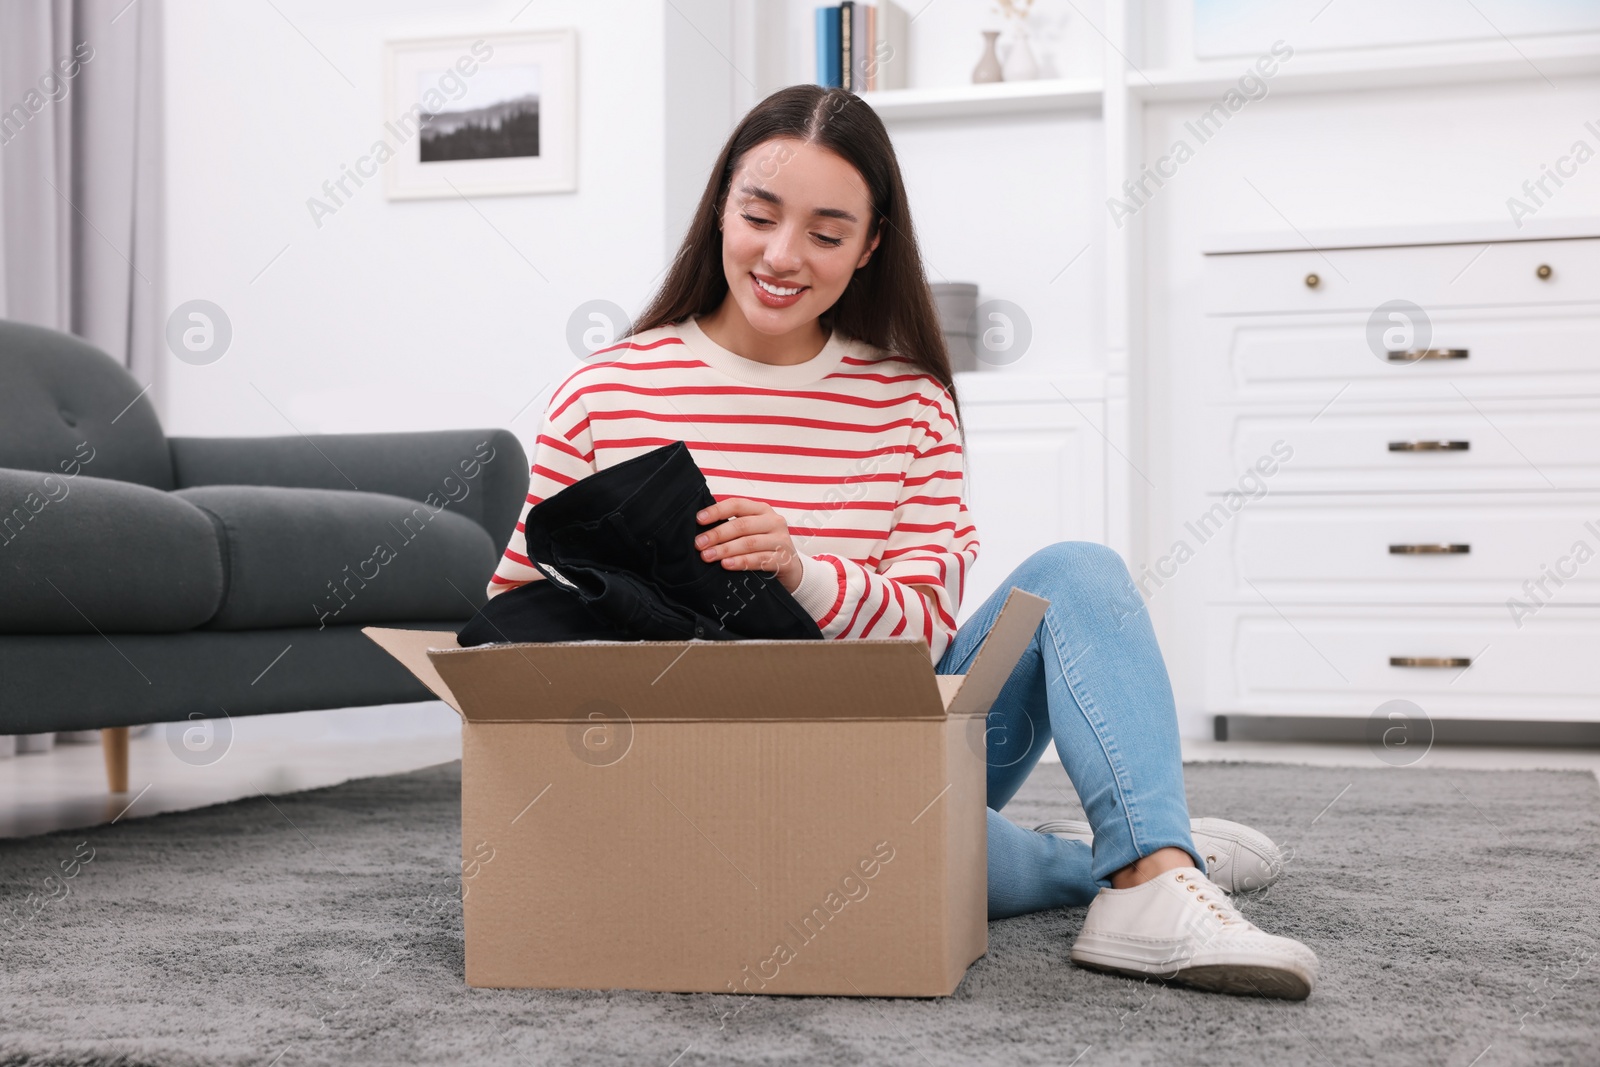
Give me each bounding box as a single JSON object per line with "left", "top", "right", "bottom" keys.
{"left": 383, "top": 29, "right": 576, "bottom": 200}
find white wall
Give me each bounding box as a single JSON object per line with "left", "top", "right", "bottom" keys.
{"left": 663, "top": 0, "right": 741, "bottom": 259}
{"left": 1142, "top": 0, "right": 1600, "bottom": 66}
{"left": 159, "top": 0, "right": 667, "bottom": 444}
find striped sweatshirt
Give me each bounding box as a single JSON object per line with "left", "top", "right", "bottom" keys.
{"left": 486, "top": 315, "right": 981, "bottom": 663}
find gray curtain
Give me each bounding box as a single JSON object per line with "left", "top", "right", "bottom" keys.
{"left": 0, "top": 0, "right": 162, "bottom": 383}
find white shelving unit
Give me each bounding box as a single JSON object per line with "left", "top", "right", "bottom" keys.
{"left": 716, "top": 1, "right": 1600, "bottom": 732}
{"left": 771, "top": 3, "right": 1600, "bottom": 565}
{"left": 1192, "top": 228, "right": 1600, "bottom": 724}
{"left": 857, "top": 77, "right": 1102, "bottom": 120}
{"left": 1132, "top": 32, "right": 1600, "bottom": 101}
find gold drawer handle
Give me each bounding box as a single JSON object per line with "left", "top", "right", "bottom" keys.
{"left": 1304, "top": 273, "right": 1320, "bottom": 289}
{"left": 1390, "top": 656, "right": 1472, "bottom": 669}
{"left": 1389, "top": 543, "right": 1471, "bottom": 554}
{"left": 1389, "top": 440, "right": 1470, "bottom": 452}
{"left": 1386, "top": 348, "right": 1468, "bottom": 362}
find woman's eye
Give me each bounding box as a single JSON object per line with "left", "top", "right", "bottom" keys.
{"left": 740, "top": 213, "right": 845, "bottom": 248}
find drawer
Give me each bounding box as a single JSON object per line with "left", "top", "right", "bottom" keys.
{"left": 1203, "top": 398, "right": 1600, "bottom": 492}
{"left": 1202, "top": 493, "right": 1600, "bottom": 604}
{"left": 1206, "top": 305, "right": 1600, "bottom": 404}
{"left": 1203, "top": 237, "right": 1600, "bottom": 316}
{"left": 1204, "top": 604, "right": 1600, "bottom": 720}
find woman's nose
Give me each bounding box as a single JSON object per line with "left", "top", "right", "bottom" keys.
{"left": 764, "top": 226, "right": 803, "bottom": 271}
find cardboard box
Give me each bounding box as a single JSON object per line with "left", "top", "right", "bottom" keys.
{"left": 363, "top": 586, "right": 1048, "bottom": 997}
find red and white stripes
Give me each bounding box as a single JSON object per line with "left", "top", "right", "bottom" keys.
{"left": 486, "top": 316, "right": 980, "bottom": 663}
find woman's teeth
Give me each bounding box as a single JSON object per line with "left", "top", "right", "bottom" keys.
{"left": 755, "top": 277, "right": 804, "bottom": 296}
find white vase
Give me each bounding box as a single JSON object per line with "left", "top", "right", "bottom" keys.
{"left": 1001, "top": 25, "right": 1039, "bottom": 81}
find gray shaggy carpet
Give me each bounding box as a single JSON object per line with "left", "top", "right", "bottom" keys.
{"left": 1, "top": 760, "right": 1596, "bottom": 1066}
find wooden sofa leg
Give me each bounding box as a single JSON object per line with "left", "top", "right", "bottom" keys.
{"left": 101, "top": 727, "right": 130, "bottom": 793}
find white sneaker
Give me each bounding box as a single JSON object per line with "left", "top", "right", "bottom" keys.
{"left": 1032, "top": 816, "right": 1286, "bottom": 894}
{"left": 1070, "top": 867, "right": 1318, "bottom": 999}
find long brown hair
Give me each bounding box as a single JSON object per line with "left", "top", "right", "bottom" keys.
{"left": 629, "top": 84, "right": 962, "bottom": 434}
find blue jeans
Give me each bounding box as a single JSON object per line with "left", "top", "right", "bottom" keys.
{"left": 934, "top": 542, "right": 1204, "bottom": 920}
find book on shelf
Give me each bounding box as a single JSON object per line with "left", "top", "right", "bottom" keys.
{"left": 813, "top": 2, "right": 908, "bottom": 93}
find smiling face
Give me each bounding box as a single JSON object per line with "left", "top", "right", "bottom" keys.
{"left": 716, "top": 136, "right": 881, "bottom": 346}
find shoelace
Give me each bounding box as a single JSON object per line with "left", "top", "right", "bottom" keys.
{"left": 1173, "top": 870, "right": 1248, "bottom": 927}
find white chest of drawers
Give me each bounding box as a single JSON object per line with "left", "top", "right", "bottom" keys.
{"left": 1196, "top": 226, "right": 1600, "bottom": 725}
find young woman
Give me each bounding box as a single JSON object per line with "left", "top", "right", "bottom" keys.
{"left": 487, "top": 85, "right": 1318, "bottom": 1000}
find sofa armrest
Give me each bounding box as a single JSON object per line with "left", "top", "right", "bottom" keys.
{"left": 168, "top": 429, "right": 528, "bottom": 548}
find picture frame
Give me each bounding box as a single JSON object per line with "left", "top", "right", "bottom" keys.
{"left": 382, "top": 29, "right": 577, "bottom": 200}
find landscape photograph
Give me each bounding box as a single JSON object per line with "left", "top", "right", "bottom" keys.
{"left": 418, "top": 63, "right": 540, "bottom": 162}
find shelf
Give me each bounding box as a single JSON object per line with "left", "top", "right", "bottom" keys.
{"left": 856, "top": 77, "right": 1102, "bottom": 121}
{"left": 847, "top": 36, "right": 1600, "bottom": 118}
{"left": 1130, "top": 34, "right": 1600, "bottom": 102}
{"left": 1201, "top": 217, "right": 1600, "bottom": 256}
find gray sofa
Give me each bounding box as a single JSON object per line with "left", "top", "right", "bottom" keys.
{"left": 0, "top": 320, "right": 527, "bottom": 789}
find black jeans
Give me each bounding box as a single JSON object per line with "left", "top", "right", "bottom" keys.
{"left": 458, "top": 441, "right": 823, "bottom": 646}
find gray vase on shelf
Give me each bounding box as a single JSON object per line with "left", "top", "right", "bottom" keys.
{"left": 930, "top": 282, "right": 980, "bottom": 373}
{"left": 972, "top": 31, "right": 1002, "bottom": 84}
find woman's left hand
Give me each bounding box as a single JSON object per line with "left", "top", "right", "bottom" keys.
{"left": 694, "top": 498, "right": 804, "bottom": 593}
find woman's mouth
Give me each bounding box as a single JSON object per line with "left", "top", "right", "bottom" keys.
{"left": 750, "top": 272, "right": 808, "bottom": 308}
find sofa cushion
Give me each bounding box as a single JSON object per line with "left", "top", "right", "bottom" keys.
{"left": 172, "top": 485, "right": 496, "bottom": 630}
{"left": 169, "top": 429, "right": 527, "bottom": 552}
{"left": 0, "top": 470, "right": 223, "bottom": 633}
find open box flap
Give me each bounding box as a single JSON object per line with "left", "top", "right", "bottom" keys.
{"left": 363, "top": 585, "right": 1045, "bottom": 725}
{"left": 361, "top": 627, "right": 465, "bottom": 716}
{"left": 424, "top": 636, "right": 944, "bottom": 723}
{"left": 942, "top": 588, "right": 1050, "bottom": 717}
